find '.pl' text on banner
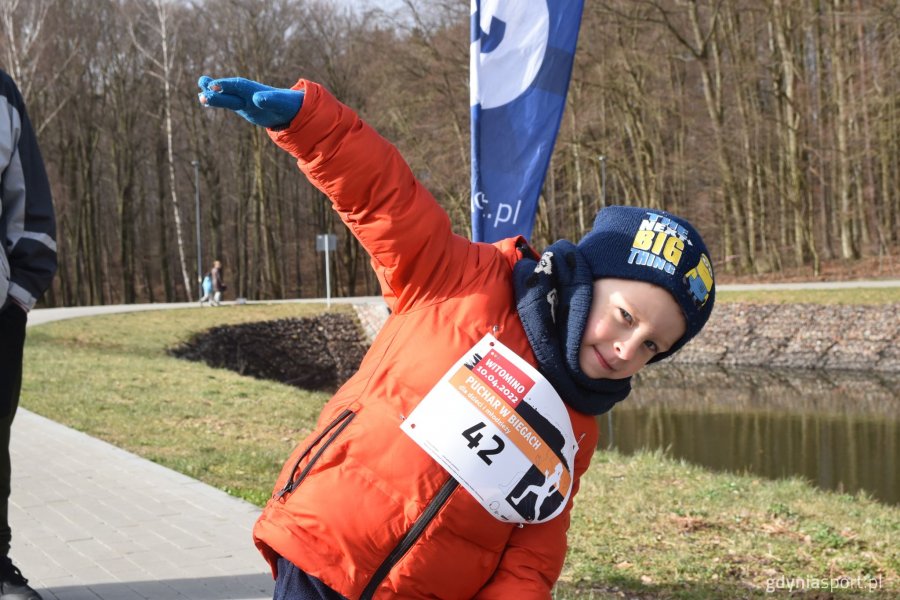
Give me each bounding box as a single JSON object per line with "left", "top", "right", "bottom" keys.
{"left": 470, "top": 0, "right": 584, "bottom": 243}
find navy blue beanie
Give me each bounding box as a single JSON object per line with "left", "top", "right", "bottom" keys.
{"left": 576, "top": 205, "right": 715, "bottom": 362}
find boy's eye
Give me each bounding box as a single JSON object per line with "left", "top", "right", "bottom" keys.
{"left": 644, "top": 340, "right": 659, "bottom": 353}
{"left": 619, "top": 308, "right": 633, "bottom": 324}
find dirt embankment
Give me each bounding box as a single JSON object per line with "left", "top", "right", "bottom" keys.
{"left": 169, "top": 312, "right": 368, "bottom": 392}
{"left": 669, "top": 303, "right": 900, "bottom": 372}
{"left": 170, "top": 302, "right": 900, "bottom": 396}
{"left": 357, "top": 301, "right": 900, "bottom": 373}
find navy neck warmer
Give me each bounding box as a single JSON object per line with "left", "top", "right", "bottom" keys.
{"left": 513, "top": 240, "right": 631, "bottom": 416}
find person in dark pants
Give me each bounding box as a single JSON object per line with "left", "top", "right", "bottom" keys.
{"left": 0, "top": 69, "right": 57, "bottom": 600}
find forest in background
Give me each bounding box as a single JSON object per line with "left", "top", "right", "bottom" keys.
{"left": 2, "top": 0, "right": 898, "bottom": 307}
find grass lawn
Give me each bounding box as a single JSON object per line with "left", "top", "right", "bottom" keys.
{"left": 22, "top": 303, "right": 341, "bottom": 507}
{"left": 21, "top": 293, "right": 899, "bottom": 598}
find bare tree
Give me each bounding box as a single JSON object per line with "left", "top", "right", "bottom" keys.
{"left": 0, "top": 0, "right": 50, "bottom": 94}
{"left": 830, "top": 0, "right": 858, "bottom": 259}
{"left": 127, "top": 0, "right": 194, "bottom": 299}
{"left": 770, "top": 0, "right": 818, "bottom": 271}
{"left": 8, "top": 0, "right": 896, "bottom": 308}
{"left": 0, "top": 0, "right": 79, "bottom": 133}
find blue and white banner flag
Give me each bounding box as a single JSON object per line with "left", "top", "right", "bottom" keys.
{"left": 470, "top": 0, "right": 584, "bottom": 243}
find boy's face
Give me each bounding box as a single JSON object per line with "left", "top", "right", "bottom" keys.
{"left": 579, "top": 278, "right": 686, "bottom": 380}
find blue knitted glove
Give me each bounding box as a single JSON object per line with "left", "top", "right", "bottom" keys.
{"left": 197, "top": 76, "right": 304, "bottom": 129}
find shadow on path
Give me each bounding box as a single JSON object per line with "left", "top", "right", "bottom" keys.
{"left": 39, "top": 573, "right": 273, "bottom": 600}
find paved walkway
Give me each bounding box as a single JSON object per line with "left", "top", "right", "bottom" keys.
{"left": 13, "top": 298, "right": 389, "bottom": 600}
{"left": 10, "top": 410, "right": 272, "bottom": 600}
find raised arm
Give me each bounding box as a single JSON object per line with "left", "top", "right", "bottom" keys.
{"left": 198, "top": 75, "right": 473, "bottom": 312}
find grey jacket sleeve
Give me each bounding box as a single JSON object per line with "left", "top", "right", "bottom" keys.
{"left": 0, "top": 70, "right": 57, "bottom": 310}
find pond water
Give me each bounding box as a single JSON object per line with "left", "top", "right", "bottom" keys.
{"left": 596, "top": 365, "right": 900, "bottom": 506}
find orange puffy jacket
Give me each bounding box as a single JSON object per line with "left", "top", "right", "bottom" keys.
{"left": 252, "top": 80, "right": 601, "bottom": 600}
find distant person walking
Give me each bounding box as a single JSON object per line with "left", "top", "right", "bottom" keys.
{"left": 199, "top": 270, "right": 214, "bottom": 305}
{"left": 199, "top": 260, "right": 226, "bottom": 306}
{"left": 0, "top": 68, "right": 57, "bottom": 600}
{"left": 211, "top": 260, "right": 226, "bottom": 306}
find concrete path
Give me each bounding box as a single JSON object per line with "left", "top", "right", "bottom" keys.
{"left": 10, "top": 410, "right": 272, "bottom": 600}
{"left": 13, "top": 297, "right": 387, "bottom": 600}
{"left": 716, "top": 278, "right": 900, "bottom": 291}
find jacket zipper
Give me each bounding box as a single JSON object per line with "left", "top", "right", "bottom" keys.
{"left": 276, "top": 408, "right": 356, "bottom": 499}
{"left": 360, "top": 477, "right": 459, "bottom": 600}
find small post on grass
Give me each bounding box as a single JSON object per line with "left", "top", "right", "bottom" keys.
{"left": 316, "top": 233, "right": 337, "bottom": 308}
{"left": 192, "top": 159, "right": 202, "bottom": 299}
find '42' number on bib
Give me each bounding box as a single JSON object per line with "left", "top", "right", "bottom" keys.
{"left": 462, "top": 422, "right": 505, "bottom": 465}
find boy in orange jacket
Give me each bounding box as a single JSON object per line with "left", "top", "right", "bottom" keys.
{"left": 199, "top": 76, "right": 714, "bottom": 600}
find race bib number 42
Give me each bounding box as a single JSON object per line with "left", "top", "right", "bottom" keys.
{"left": 400, "top": 334, "right": 578, "bottom": 524}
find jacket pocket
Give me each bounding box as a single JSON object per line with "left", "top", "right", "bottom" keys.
{"left": 276, "top": 408, "right": 356, "bottom": 499}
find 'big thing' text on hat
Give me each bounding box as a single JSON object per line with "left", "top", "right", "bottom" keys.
{"left": 576, "top": 205, "right": 715, "bottom": 361}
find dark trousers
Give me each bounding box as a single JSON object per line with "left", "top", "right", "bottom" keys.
{"left": 0, "top": 303, "right": 27, "bottom": 558}
{"left": 274, "top": 557, "right": 347, "bottom": 600}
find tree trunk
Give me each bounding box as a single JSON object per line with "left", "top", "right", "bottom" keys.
{"left": 831, "top": 0, "right": 857, "bottom": 259}
{"left": 771, "top": 0, "right": 815, "bottom": 271}
{"left": 686, "top": 1, "right": 747, "bottom": 271}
